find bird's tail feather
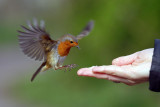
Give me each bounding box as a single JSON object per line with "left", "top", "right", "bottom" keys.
{"left": 31, "top": 62, "right": 47, "bottom": 82}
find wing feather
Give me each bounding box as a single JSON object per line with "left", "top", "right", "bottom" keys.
{"left": 20, "top": 25, "right": 36, "bottom": 33}
{"left": 76, "top": 20, "right": 94, "bottom": 40}
{"left": 18, "top": 19, "right": 56, "bottom": 61}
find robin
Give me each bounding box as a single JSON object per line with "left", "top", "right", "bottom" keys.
{"left": 18, "top": 19, "right": 94, "bottom": 82}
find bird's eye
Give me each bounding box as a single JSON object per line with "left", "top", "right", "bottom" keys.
{"left": 70, "top": 41, "right": 73, "bottom": 43}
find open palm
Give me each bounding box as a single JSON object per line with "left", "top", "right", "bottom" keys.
{"left": 77, "top": 48, "right": 153, "bottom": 85}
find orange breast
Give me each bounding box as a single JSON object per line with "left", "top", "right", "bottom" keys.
{"left": 58, "top": 42, "right": 71, "bottom": 56}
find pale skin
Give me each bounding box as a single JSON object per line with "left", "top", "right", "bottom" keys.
{"left": 77, "top": 48, "right": 153, "bottom": 85}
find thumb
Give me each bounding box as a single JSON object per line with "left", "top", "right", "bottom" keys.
{"left": 112, "top": 52, "right": 138, "bottom": 66}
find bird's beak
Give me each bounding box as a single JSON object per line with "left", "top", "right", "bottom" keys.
{"left": 76, "top": 45, "right": 80, "bottom": 49}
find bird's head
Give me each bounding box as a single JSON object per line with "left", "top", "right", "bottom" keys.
{"left": 59, "top": 34, "right": 80, "bottom": 49}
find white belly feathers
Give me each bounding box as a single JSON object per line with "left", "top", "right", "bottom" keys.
{"left": 48, "top": 49, "right": 60, "bottom": 69}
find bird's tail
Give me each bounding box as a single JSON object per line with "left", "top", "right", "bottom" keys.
{"left": 31, "top": 61, "right": 47, "bottom": 82}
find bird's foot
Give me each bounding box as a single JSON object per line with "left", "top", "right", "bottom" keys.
{"left": 64, "top": 64, "right": 78, "bottom": 72}
{"left": 57, "top": 64, "right": 78, "bottom": 71}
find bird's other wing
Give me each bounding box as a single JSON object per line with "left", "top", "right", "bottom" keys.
{"left": 18, "top": 19, "right": 56, "bottom": 61}
{"left": 76, "top": 20, "right": 94, "bottom": 40}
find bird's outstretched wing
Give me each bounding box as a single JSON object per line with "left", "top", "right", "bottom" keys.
{"left": 18, "top": 19, "right": 56, "bottom": 61}
{"left": 76, "top": 20, "right": 94, "bottom": 40}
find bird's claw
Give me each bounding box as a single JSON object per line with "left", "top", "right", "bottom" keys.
{"left": 63, "top": 64, "right": 78, "bottom": 72}
{"left": 56, "top": 64, "right": 78, "bottom": 71}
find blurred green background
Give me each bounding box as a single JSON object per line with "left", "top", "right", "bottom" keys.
{"left": 1, "top": 0, "right": 160, "bottom": 107}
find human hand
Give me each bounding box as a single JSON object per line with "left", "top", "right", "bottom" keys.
{"left": 77, "top": 48, "right": 153, "bottom": 85}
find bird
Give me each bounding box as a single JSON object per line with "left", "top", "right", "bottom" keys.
{"left": 17, "top": 19, "right": 94, "bottom": 82}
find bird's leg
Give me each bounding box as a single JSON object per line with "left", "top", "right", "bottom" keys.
{"left": 56, "top": 64, "right": 78, "bottom": 71}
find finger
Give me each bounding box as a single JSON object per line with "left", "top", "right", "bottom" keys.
{"left": 112, "top": 52, "right": 138, "bottom": 66}
{"left": 77, "top": 67, "right": 95, "bottom": 76}
{"left": 77, "top": 67, "right": 135, "bottom": 85}
{"left": 93, "top": 72, "right": 135, "bottom": 85}
{"left": 92, "top": 65, "right": 137, "bottom": 80}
